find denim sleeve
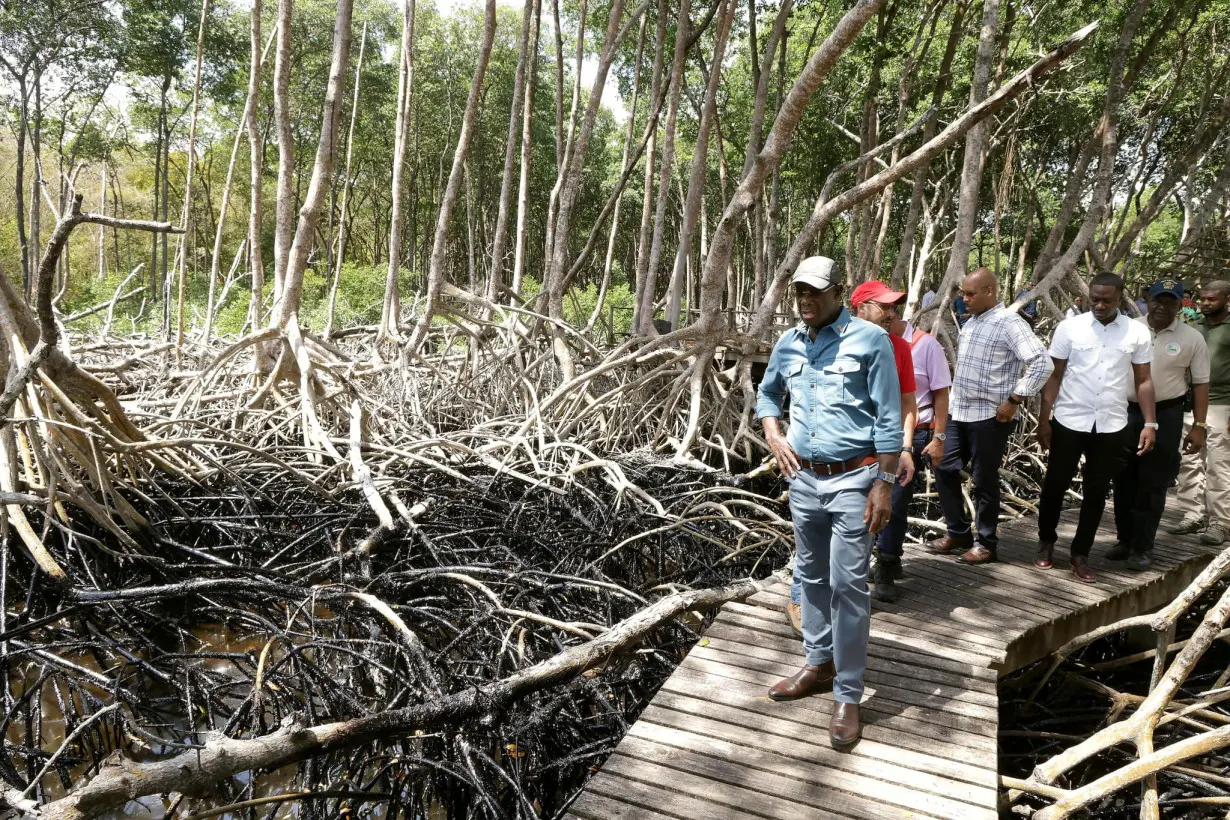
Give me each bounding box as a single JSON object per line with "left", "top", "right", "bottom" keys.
{"left": 756, "top": 339, "right": 788, "bottom": 420}
{"left": 867, "top": 332, "right": 904, "bottom": 453}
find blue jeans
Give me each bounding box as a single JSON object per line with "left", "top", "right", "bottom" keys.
{"left": 876, "top": 427, "right": 933, "bottom": 558}
{"left": 785, "top": 466, "right": 875, "bottom": 703}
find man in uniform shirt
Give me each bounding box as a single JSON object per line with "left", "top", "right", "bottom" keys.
{"left": 928, "top": 268, "right": 1053, "bottom": 564}
{"left": 1111, "top": 279, "right": 1209, "bottom": 570}
{"left": 1170, "top": 281, "right": 1230, "bottom": 544}
{"left": 756, "top": 256, "right": 901, "bottom": 750}
{"left": 1036, "top": 272, "right": 1157, "bottom": 583}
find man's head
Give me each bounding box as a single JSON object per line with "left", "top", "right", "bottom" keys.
{"left": 791, "top": 256, "right": 844, "bottom": 328}
{"left": 850, "top": 280, "right": 907, "bottom": 332}
{"left": 1200, "top": 280, "right": 1230, "bottom": 319}
{"left": 1145, "top": 278, "right": 1183, "bottom": 329}
{"left": 1073, "top": 294, "right": 1084, "bottom": 309}
{"left": 958, "top": 267, "right": 998, "bottom": 316}
{"left": 1088, "top": 271, "right": 1125, "bottom": 324}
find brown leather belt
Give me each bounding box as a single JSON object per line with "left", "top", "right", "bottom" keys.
{"left": 798, "top": 454, "right": 878, "bottom": 476}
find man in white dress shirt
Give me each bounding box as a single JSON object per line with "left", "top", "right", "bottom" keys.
{"left": 1035, "top": 271, "right": 1158, "bottom": 583}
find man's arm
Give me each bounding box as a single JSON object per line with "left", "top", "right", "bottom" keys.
{"left": 922, "top": 387, "right": 950, "bottom": 463}
{"left": 1132, "top": 361, "right": 1157, "bottom": 455}
{"left": 1185, "top": 383, "right": 1210, "bottom": 454}
{"left": 865, "top": 334, "right": 902, "bottom": 534}
{"left": 755, "top": 342, "right": 800, "bottom": 477}
{"left": 1008, "top": 318, "right": 1055, "bottom": 403}
{"left": 1038, "top": 357, "right": 1068, "bottom": 451}
{"left": 898, "top": 390, "right": 918, "bottom": 485}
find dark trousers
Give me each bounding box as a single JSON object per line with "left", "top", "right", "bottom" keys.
{"left": 876, "top": 427, "right": 933, "bottom": 559}
{"left": 1114, "top": 399, "right": 1185, "bottom": 554}
{"left": 934, "top": 416, "right": 1015, "bottom": 550}
{"left": 1038, "top": 419, "right": 1131, "bottom": 557}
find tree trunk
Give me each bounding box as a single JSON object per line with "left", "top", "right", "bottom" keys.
{"left": 406, "top": 0, "right": 497, "bottom": 351}
{"left": 509, "top": 0, "right": 542, "bottom": 299}
{"left": 380, "top": 0, "right": 417, "bottom": 341}
{"left": 938, "top": 0, "right": 999, "bottom": 294}
{"left": 28, "top": 75, "right": 43, "bottom": 303}
{"left": 635, "top": 0, "right": 690, "bottom": 333}
{"left": 631, "top": 0, "right": 669, "bottom": 332}
{"left": 175, "top": 0, "right": 210, "bottom": 350}
{"left": 13, "top": 75, "right": 30, "bottom": 295}
{"left": 272, "top": 0, "right": 296, "bottom": 310}
{"left": 486, "top": 0, "right": 537, "bottom": 308}
{"left": 248, "top": 0, "right": 268, "bottom": 338}
{"left": 587, "top": 11, "right": 648, "bottom": 333}
{"left": 665, "top": 0, "right": 733, "bottom": 331}
{"left": 325, "top": 22, "right": 368, "bottom": 339}
{"left": 271, "top": 0, "right": 355, "bottom": 329}
{"left": 696, "top": 0, "right": 887, "bottom": 330}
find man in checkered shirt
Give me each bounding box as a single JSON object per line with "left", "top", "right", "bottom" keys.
{"left": 926, "top": 268, "right": 1053, "bottom": 564}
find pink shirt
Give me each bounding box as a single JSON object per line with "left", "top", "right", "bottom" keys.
{"left": 903, "top": 323, "right": 953, "bottom": 424}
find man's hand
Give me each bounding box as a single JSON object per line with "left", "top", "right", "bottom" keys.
{"left": 1183, "top": 425, "right": 1207, "bottom": 455}
{"left": 921, "top": 435, "right": 945, "bottom": 464}
{"left": 995, "top": 399, "right": 1019, "bottom": 423}
{"left": 1138, "top": 426, "right": 1157, "bottom": 456}
{"left": 897, "top": 450, "right": 915, "bottom": 486}
{"left": 1038, "top": 418, "right": 1052, "bottom": 451}
{"left": 864, "top": 480, "right": 892, "bottom": 534}
{"left": 767, "top": 429, "right": 801, "bottom": 479}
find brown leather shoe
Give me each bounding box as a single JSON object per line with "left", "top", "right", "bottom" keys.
{"left": 956, "top": 544, "right": 996, "bottom": 564}
{"left": 925, "top": 532, "right": 973, "bottom": 555}
{"left": 768, "top": 661, "right": 836, "bottom": 701}
{"left": 786, "top": 602, "right": 802, "bottom": 638}
{"left": 1071, "top": 555, "right": 1096, "bottom": 584}
{"left": 1034, "top": 541, "right": 1055, "bottom": 570}
{"left": 830, "top": 702, "right": 861, "bottom": 750}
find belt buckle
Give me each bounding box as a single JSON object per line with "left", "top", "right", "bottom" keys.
{"left": 820, "top": 462, "right": 835, "bottom": 476}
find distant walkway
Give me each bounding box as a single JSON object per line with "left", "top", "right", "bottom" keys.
{"left": 566, "top": 506, "right": 1222, "bottom": 820}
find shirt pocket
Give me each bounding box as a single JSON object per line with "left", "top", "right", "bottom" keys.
{"left": 821, "top": 358, "right": 862, "bottom": 403}
{"left": 787, "top": 361, "right": 807, "bottom": 419}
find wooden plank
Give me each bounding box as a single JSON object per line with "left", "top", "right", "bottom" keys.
{"left": 677, "top": 654, "right": 999, "bottom": 735}
{"left": 625, "top": 719, "right": 997, "bottom": 820}
{"left": 640, "top": 702, "right": 998, "bottom": 802}
{"left": 716, "top": 607, "right": 996, "bottom": 668}
{"left": 615, "top": 733, "right": 956, "bottom": 820}
{"left": 648, "top": 689, "right": 998, "bottom": 787}
{"left": 702, "top": 620, "right": 999, "bottom": 684}
{"left": 663, "top": 666, "right": 998, "bottom": 757}
{"left": 699, "top": 630, "right": 997, "bottom": 695}
{"left": 693, "top": 642, "right": 1000, "bottom": 710}
{"left": 577, "top": 765, "right": 801, "bottom": 820}
{"left": 596, "top": 752, "right": 853, "bottom": 820}
{"left": 565, "top": 790, "right": 681, "bottom": 820}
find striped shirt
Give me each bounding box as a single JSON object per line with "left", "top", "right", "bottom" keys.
{"left": 951, "top": 303, "right": 1054, "bottom": 422}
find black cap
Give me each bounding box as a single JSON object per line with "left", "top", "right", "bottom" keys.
{"left": 1148, "top": 278, "right": 1183, "bottom": 299}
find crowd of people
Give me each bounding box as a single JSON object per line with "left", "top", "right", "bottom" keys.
{"left": 754, "top": 255, "right": 1230, "bottom": 749}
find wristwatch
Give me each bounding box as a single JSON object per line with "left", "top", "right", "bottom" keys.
{"left": 934, "top": 432, "right": 947, "bottom": 441}
{"left": 1143, "top": 422, "right": 1160, "bottom": 430}
{"left": 1007, "top": 395, "right": 1023, "bottom": 406}
{"left": 874, "top": 470, "right": 897, "bottom": 485}
{"left": 1194, "top": 421, "right": 1210, "bottom": 430}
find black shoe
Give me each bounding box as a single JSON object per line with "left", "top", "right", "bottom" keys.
{"left": 872, "top": 560, "right": 899, "bottom": 603}
{"left": 1125, "top": 552, "right": 1153, "bottom": 571}
{"left": 1106, "top": 542, "right": 1131, "bottom": 561}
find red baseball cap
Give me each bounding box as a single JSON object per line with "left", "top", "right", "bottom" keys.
{"left": 850, "top": 280, "right": 907, "bottom": 309}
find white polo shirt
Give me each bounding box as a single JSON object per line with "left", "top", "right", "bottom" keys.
{"left": 1049, "top": 311, "right": 1153, "bottom": 433}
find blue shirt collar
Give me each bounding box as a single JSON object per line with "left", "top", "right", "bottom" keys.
{"left": 794, "top": 307, "right": 853, "bottom": 339}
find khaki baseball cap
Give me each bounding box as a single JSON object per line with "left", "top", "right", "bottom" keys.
{"left": 791, "top": 256, "right": 838, "bottom": 291}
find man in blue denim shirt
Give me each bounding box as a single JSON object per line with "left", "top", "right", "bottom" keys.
{"left": 756, "top": 255, "right": 902, "bottom": 750}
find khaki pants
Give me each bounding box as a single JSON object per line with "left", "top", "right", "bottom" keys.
{"left": 1176, "top": 405, "right": 1230, "bottom": 527}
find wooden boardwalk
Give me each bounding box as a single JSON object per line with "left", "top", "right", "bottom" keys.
{"left": 566, "top": 506, "right": 1224, "bottom": 820}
